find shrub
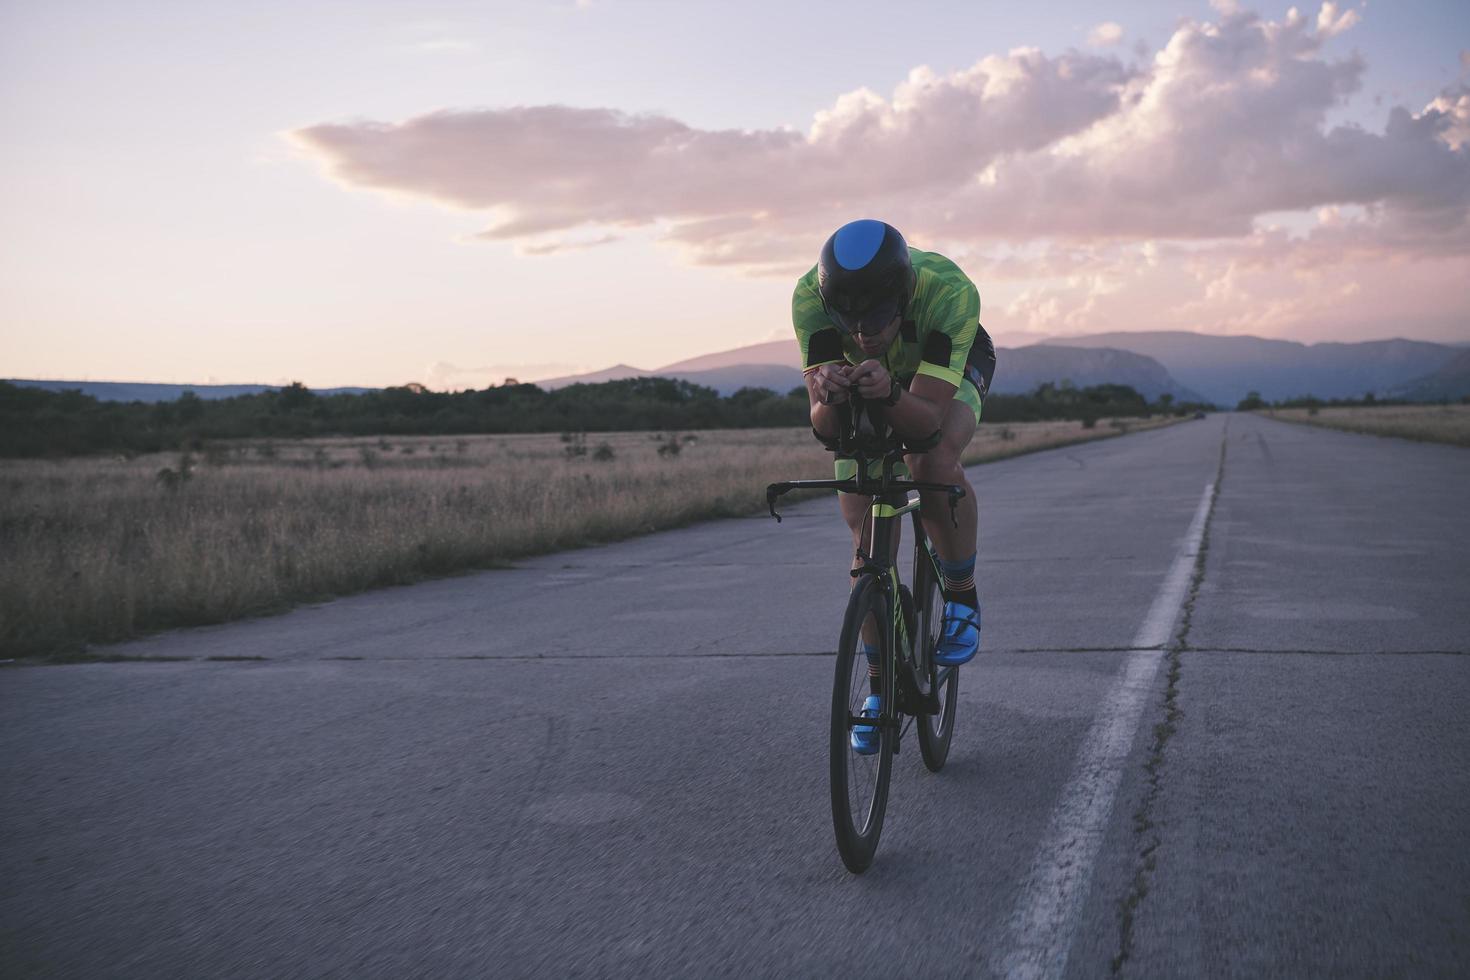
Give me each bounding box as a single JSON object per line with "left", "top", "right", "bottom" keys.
{"left": 155, "top": 452, "right": 194, "bottom": 490}
{"left": 1237, "top": 391, "right": 1267, "bottom": 411}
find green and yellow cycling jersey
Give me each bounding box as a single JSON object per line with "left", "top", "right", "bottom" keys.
{"left": 791, "top": 247, "right": 981, "bottom": 392}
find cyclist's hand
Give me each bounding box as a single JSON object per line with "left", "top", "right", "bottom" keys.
{"left": 848, "top": 360, "right": 891, "bottom": 400}
{"left": 812, "top": 364, "right": 852, "bottom": 404}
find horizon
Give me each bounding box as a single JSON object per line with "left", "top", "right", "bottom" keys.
{"left": 3, "top": 1, "right": 1468, "bottom": 388}
{"left": 10, "top": 327, "right": 1467, "bottom": 391}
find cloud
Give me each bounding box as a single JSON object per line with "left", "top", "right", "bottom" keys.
{"left": 1088, "top": 22, "right": 1124, "bottom": 48}
{"left": 911, "top": 6, "right": 1468, "bottom": 247}
{"left": 292, "top": 3, "right": 1465, "bottom": 269}
{"left": 290, "top": 46, "right": 1134, "bottom": 257}
{"left": 1315, "top": 1, "right": 1360, "bottom": 39}
{"left": 290, "top": 3, "right": 1469, "bottom": 342}
{"left": 399, "top": 20, "right": 478, "bottom": 55}
{"left": 1424, "top": 85, "right": 1470, "bottom": 150}
{"left": 512, "top": 233, "right": 622, "bottom": 256}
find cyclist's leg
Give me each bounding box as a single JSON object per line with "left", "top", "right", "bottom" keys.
{"left": 909, "top": 327, "right": 993, "bottom": 665}
{"left": 910, "top": 401, "right": 977, "bottom": 560}
{"left": 910, "top": 322, "right": 993, "bottom": 559}
{"left": 838, "top": 490, "right": 903, "bottom": 694}
{"left": 834, "top": 459, "right": 905, "bottom": 569}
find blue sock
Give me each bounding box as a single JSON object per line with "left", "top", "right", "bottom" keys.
{"left": 859, "top": 642, "right": 880, "bottom": 693}
{"left": 938, "top": 554, "right": 978, "bottom": 606}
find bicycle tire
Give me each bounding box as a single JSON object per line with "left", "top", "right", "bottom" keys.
{"left": 915, "top": 542, "right": 960, "bottom": 772}
{"left": 830, "top": 575, "right": 893, "bottom": 873}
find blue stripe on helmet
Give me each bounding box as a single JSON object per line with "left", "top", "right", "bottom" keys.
{"left": 832, "top": 219, "right": 886, "bottom": 270}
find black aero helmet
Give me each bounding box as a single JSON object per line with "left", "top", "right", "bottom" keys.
{"left": 817, "top": 219, "right": 916, "bottom": 336}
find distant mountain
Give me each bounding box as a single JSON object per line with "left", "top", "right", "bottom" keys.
{"left": 994, "top": 346, "right": 1205, "bottom": 402}
{"left": 1387, "top": 349, "right": 1470, "bottom": 401}
{"left": 537, "top": 343, "right": 803, "bottom": 394}
{"left": 537, "top": 361, "right": 804, "bottom": 397}
{"left": 658, "top": 341, "right": 797, "bottom": 373}
{"left": 1042, "top": 331, "right": 1463, "bottom": 405}
{"left": 534, "top": 364, "right": 651, "bottom": 389}
{"left": 5, "top": 380, "right": 375, "bottom": 403}
{"left": 537, "top": 339, "right": 1201, "bottom": 402}
{"left": 675, "top": 365, "right": 806, "bottom": 396}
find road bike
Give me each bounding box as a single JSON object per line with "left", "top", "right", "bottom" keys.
{"left": 766, "top": 394, "right": 966, "bottom": 873}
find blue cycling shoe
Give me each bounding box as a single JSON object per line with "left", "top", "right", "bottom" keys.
{"left": 934, "top": 600, "right": 981, "bottom": 666}
{"left": 850, "top": 695, "right": 883, "bottom": 755}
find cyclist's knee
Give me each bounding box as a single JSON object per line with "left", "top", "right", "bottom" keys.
{"left": 839, "top": 493, "right": 870, "bottom": 536}
{"left": 914, "top": 403, "right": 975, "bottom": 478}
{"left": 910, "top": 447, "right": 959, "bottom": 483}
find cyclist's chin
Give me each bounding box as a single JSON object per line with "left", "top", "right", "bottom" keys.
{"left": 857, "top": 339, "right": 884, "bottom": 356}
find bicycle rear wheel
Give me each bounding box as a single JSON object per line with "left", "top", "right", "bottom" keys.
{"left": 830, "top": 575, "right": 893, "bottom": 873}
{"left": 916, "top": 544, "right": 960, "bottom": 772}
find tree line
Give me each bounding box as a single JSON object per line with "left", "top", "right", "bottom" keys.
{"left": 0, "top": 377, "right": 1204, "bottom": 458}
{"left": 1235, "top": 390, "right": 1469, "bottom": 411}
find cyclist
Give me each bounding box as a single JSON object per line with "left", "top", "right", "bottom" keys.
{"left": 792, "top": 219, "right": 996, "bottom": 751}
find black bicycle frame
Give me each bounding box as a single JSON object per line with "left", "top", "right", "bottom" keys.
{"left": 767, "top": 395, "right": 965, "bottom": 722}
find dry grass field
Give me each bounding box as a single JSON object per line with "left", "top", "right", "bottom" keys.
{"left": 1, "top": 416, "right": 1178, "bottom": 659}
{"left": 1264, "top": 404, "right": 1470, "bottom": 447}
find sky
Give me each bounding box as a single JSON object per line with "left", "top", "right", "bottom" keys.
{"left": 2, "top": 0, "right": 1468, "bottom": 389}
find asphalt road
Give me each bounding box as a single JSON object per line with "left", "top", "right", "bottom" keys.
{"left": 3, "top": 413, "right": 1467, "bottom": 978}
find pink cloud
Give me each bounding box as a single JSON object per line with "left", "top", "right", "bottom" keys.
{"left": 289, "top": 3, "right": 1468, "bottom": 341}
{"left": 290, "top": 46, "right": 1134, "bottom": 253}
{"left": 291, "top": 4, "right": 1466, "bottom": 268}
{"left": 1088, "top": 22, "right": 1124, "bottom": 48}
{"left": 512, "top": 233, "right": 622, "bottom": 256}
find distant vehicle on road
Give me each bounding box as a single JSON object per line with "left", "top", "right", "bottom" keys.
{"left": 1194, "top": 410, "right": 1207, "bottom": 419}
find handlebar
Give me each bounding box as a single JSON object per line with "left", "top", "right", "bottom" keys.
{"left": 765, "top": 392, "right": 965, "bottom": 524}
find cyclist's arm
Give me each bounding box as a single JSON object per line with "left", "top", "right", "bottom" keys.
{"left": 895, "top": 372, "right": 956, "bottom": 436}
{"left": 806, "top": 365, "right": 850, "bottom": 439}
{"left": 847, "top": 361, "right": 954, "bottom": 438}
{"left": 793, "top": 275, "right": 852, "bottom": 439}
{"left": 889, "top": 265, "right": 980, "bottom": 437}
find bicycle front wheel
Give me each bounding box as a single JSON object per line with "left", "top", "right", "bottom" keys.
{"left": 830, "top": 575, "right": 893, "bottom": 874}
{"left": 916, "top": 544, "right": 960, "bottom": 772}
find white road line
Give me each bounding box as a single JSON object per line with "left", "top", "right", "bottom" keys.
{"left": 992, "top": 481, "right": 1216, "bottom": 980}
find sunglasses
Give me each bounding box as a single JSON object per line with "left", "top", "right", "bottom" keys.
{"left": 830, "top": 298, "right": 901, "bottom": 337}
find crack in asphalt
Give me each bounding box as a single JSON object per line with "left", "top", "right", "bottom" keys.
{"left": 1112, "top": 420, "right": 1229, "bottom": 975}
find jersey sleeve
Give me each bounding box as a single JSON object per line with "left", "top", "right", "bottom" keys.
{"left": 914, "top": 272, "right": 980, "bottom": 389}
{"left": 791, "top": 272, "right": 847, "bottom": 372}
